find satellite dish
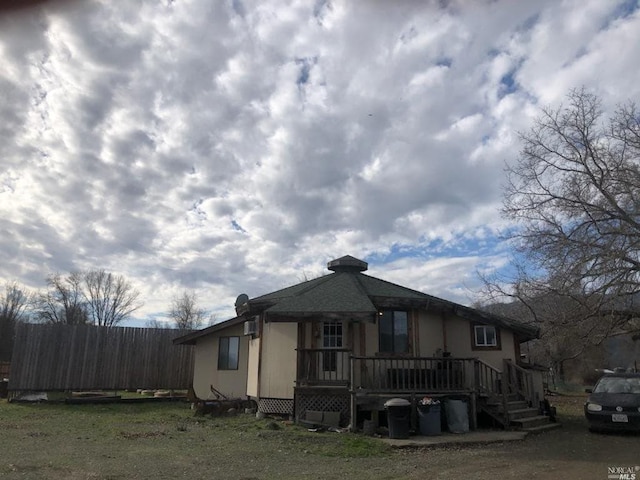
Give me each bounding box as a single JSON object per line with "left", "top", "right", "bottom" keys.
{"left": 235, "top": 293, "right": 249, "bottom": 307}
{"left": 235, "top": 293, "right": 249, "bottom": 315}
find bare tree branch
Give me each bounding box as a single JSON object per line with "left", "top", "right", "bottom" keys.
{"left": 83, "top": 270, "right": 142, "bottom": 327}
{"left": 167, "top": 291, "right": 206, "bottom": 329}
{"left": 479, "top": 88, "right": 640, "bottom": 375}
{"left": 0, "top": 282, "right": 30, "bottom": 361}
{"left": 33, "top": 273, "right": 88, "bottom": 325}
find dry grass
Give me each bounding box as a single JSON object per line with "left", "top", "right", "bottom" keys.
{"left": 0, "top": 395, "right": 638, "bottom": 480}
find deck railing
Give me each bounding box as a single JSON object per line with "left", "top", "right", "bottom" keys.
{"left": 474, "top": 359, "right": 502, "bottom": 396}
{"left": 297, "top": 350, "right": 478, "bottom": 392}
{"left": 503, "top": 359, "right": 536, "bottom": 404}
{"left": 296, "top": 350, "right": 536, "bottom": 405}
{"left": 352, "top": 356, "right": 476, "bottom": 392}
{"left": 296, "top": 349, "right": 351, "bottom": 386}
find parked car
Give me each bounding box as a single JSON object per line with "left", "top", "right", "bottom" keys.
{"left": 584, "top": 373, "right": 640, "bottom": 432}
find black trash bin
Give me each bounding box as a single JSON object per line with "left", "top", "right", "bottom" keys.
{"left": 417, "top": 403, "right": 441, "bottom": 436}
{"left": 384, "top": 398, "right": 411, "bottom": 439}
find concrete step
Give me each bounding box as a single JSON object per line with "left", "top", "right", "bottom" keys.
{"left": 507, "top": 408, "right": 540, "bottom": 420}
{"left": 520, "top": 422, "right": 562, "bottom": 434}
{"left": 484, "top": 394, "right": 521, "bottom": 403}
{"left": 511, "top": 415, "right": 552, "bottom": 429}
{"left": 486, "top": 400, "right": 529, "bottom": 412}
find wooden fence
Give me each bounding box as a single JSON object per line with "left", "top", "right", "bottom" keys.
{"left": 8, "top": 323, "right": 195, "bottom": 392}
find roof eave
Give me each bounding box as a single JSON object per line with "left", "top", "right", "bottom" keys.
{"left": 172, "top": 316, "right": 245, "bottom": 345}
{"left": 265, "top": 311, "right": 377, "bottom": 322}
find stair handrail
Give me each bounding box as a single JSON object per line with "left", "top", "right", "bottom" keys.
{"left": 474, "top": 359, "right": 510, "bottom": 426}
{"left": 473, "top": 359, "right": 502, "bottom": 395}
{"left": 503, "top": 359, "right": 536, "bottom": 407}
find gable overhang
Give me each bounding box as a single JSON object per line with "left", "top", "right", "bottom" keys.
{"left": 172, "top": 316, "right": 245, "bottom": 345}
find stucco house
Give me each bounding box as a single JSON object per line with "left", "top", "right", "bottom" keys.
{"left": 174, "top": 255, "right": 552, "bottom": 431}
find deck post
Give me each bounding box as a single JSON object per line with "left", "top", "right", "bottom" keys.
{"left": 349, "top": 354, "right": 356, "bottom": 432}
{"left": 473, "top": 359, "right": 480, "bottom": 392}
{"left": 410, "top": 392, "right": 416, "bottom": 432}
{"left": 470, "top": 392, "right": 477, "bottom": 430}
{"left": 501, "top": 359, "right": 510, "bottom": 426}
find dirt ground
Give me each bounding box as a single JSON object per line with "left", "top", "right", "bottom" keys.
{"left": 0, "top": 394, "right": 638, "bottom": 480}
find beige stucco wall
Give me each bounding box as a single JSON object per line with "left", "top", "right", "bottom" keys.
{"left": 363, "top": 319, "right": 378, "bottom": 356}
{"left": 246, "top": 335, "right": 260, "bottom": 398}
{"left": 192, "top": 323, "right": 249, "bottom": 400}
{"left": 415, "top": 310, "right": 445, "bottom": 357}
{"left": 359, "top": 309, "right": 516, "bottom": 368}
{"left": 444, "top": 315, "right": 515, "bottom": 370}
{"left": 362, "top": 310, "right": 445, "bottom": 357}
{"left": 259, "top": 322, "right": 297, "bottom": 399}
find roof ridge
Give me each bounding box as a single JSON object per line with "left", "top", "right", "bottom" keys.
{"left": 359, "top": 272, "right": 432, "bottom": 299}
{"left": 290, "top": 272, "right": 337, "bottom": 296}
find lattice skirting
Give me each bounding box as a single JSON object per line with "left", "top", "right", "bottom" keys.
{"left": 294, "top": 391, "right": 350, "bottom": 427}
{"left": 257, "top": 397, "right": 294, "bottom": 415}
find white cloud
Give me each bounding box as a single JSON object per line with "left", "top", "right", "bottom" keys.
{"left": 0, "top": 0, "right": 638, "bottom": 323}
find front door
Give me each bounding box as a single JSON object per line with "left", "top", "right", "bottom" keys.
{"left": 320, "top": 321, "right": 346, "bottom": 382}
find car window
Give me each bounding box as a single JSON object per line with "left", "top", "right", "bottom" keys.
{"left": 593, "top": 377, "right": 637, "bottom": 394}
{"left": 628, "top": 378, "right": 640, "bottom": 393}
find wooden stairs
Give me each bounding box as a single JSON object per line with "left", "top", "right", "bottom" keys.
{"left": 480, "top": 396, "right": 560, "bottom": 433}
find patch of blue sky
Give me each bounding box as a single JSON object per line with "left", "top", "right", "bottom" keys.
{"left": 613, "top": 0, "right": 638, "bottom": 20}
{"left": 231, "top": 0, "right": 245, "bottom": 17}
{"left": 231, "top": 219, "right": 247, "bottom": 233}
{"left": 498, "top": 69, "right": 520, "bottom": 99}
{"left": 313, "top": 0, "right": 329, "bottom": 20}
{"left": 595, "top": 0, "right": 639, "bottom": 32}
{"left": 518, "top": 13, "right": 539, "bottom": 33}
{"left": 295, "top": 57, "right": 317, "bottom": 86}
{"left": 436, "top": 57, "right": 452, "bottom": 68}
{"left": 487, "top": 48, "right": 501, "bottom": 59}
{"left": 366, "top": 230, "right": 511, "bottom": 267}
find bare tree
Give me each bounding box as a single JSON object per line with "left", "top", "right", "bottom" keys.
{"left": 504, "top": 88, "right": 640, "bottom": 308}
{"left": 205, "top": 312, "right": 218, "bottom": 327}
{"left": 83, "top": 270, "right": 142, "bottom": 327}
{"left": 144, "top": 318, "right": 170, "bottom": 329}
{"left": 0, "top": 282, "right": 30, "bottom": 361}
{"left": 478, "top": 281, "right": 618, "bottom": 378}
{"left": 480, "top": 88, "right": 640, "bottom": 374}
{"left": 33, "top": 273, "right": 89, "bottom": 325}
{"left": 167, "top": 291, "right": 206, "bottom": 329}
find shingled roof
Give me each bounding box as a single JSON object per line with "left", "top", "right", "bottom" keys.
{"left": 175, "top": 255, "right": 539, "bottom": 345}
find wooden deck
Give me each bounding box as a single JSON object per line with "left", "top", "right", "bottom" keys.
{"left": 297, "top": 349, "right": 500, "bottom": 393}
{"left": 295, "top": 349, "right": 543, "bottom": 430}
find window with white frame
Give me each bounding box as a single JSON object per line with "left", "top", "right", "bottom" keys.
{"left": 323, "top": 322, "right": 343, "bottom": 349}
{"left": 322, "top": 322, "right": 343, "bottom": 371}
{"left": 474, "top": 325, "right": 497, "bottom": 348}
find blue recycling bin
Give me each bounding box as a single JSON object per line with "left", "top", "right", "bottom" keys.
{"left": 417, "top": 404, "right": 441, "bottom": 436}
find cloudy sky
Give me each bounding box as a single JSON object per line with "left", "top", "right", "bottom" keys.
{"left": 1, "top": 0, "right": 639, "bottom": 326}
